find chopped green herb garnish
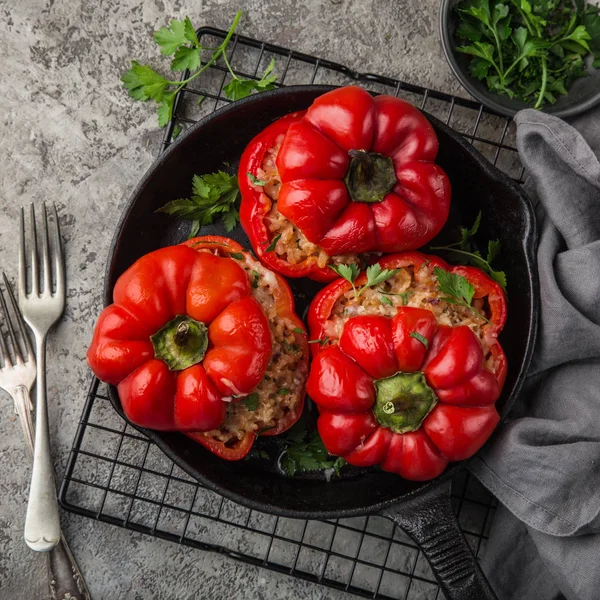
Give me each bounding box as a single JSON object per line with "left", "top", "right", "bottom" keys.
{"left": 399, "top": 290, "right": 413, "bottom": 306}
{"left": 252, "top": 270, "right": 260, "bottom": 288}
{"left": 308, "top": 336, "right": 330, "bottom": 346}
{"left": 410, "top": 331, "right": 429, "bottom": 348}
{"left": 265, "top": 234, "right": 281, "bottom": 253}
{"left": 381, "top": 296, "right": 393, "bottom": 306}
{"left": 229, "top": 252, "right": 244, "bottom": 260}
{"left": 242, "top": 392, "right": 259, "bottom": 411}
{"left": 278, "top": 388, "right": 291, "bottom": 395}
{"left": 292, "top": 327, "right": 305, "bottom": 334}
{"left": 247, "top": 172, "right": 267, "bottom": 186}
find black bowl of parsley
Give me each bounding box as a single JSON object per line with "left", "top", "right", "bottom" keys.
{"left": 440, "top": 0, "right": 600, "bottom": 117}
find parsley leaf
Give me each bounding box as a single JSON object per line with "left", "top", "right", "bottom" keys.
{"left": 242, "top": 392, "right": 259, "bottom": 411}
{"left": 410, "top": 331, "right": 429, "bottom": 348}
{"left": 154, "top": 18, "right": 194, "bottom": 55}
{"left": 435, "top": 266, "right": 475, "bottom": 306}
{"left": 434, "top": 267, "right": 490, "bottom": 323}
{"left": 279, "top": 423, "right": 344, "bottom": 478}
{"left": 156, "top": 171, "right": 240, "bottom": 235}
{"left": 381, "top": 296, "right": 393, "bottom": 306}
{"left": 171, "top": 46, "right": 201, "bottom": 72}
{"left": 357, "top": 264, "right": 400, "bottom": 296}
{"left": 122, "top": 61, "right": 169, "bottom": 102}
{"left": 224, "top": 58, "right": 278, "bottom": 101}
{"left": 329, "top": 263, "right": 361, "bottom": 293}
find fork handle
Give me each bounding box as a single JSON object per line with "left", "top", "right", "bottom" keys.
{"left": 24, "top": 334, "right": 60, "bottom": 552}
{"left": 48, "top": 533, "right": 92, "bottom": 600}
{"left": 14, "top": 386, "right": 92, "bottom": 598}
{"left": 13, "top": 385, "right": 34, "bottom": 455}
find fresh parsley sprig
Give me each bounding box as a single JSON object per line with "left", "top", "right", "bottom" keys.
{"left": 455, "top": 0, "right": 600, "bottom": 109}
{"left": 329, "top": 263, "right": 361, "bottom": 294}
{"left": 122, "top": 12, "right": 277, "bottom": 127}
{"left": 156, "top": 171, "right": 240, "bottom": 235}
{"left": 329, "top": 263, "right": 399, "bottom": 297}
{"left": 280, "top": 421, "right": 345, "bottom": 478}
{"left": 434, "top": 267, "right": 490, "bottom": 324}
{"left": 430, "top": 211, "right": 507, "bottom": 291}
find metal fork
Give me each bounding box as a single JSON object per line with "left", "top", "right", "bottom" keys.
{"left": 0, "top": 275, "right": 36, "bottom": 461}
{"left": 0, "top": 276, "right": 91, "bottom": 598}
{"left": 19, "top": 203, "right": 64, "bottom": 552}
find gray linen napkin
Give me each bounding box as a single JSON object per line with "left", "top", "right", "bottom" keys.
{"left": 468, "top": 107, "right": 600, "bottom": 600}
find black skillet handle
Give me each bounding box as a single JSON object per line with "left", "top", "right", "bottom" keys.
{"left": 379, "top": 478, "right": 497, "bottom": 600}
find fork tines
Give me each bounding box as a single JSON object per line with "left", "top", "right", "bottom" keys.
{"left": 0, "top": 275, "right": 34, "bottom": 369}
{"left": 19, "top": 203, "right": 64, "bottom": 301}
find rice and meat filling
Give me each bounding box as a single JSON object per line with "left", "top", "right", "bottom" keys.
{"left": 322, "top": 263, "right": 498, "bottom": 372}
{"left": 257, "top": 137, "right": 359, "bottom": 269}
{"left": 197, "top": 250, "right": 307, "bottom": 445}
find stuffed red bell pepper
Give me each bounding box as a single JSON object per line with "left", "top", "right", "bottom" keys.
{"left": 239, "top": 86, "right": 451, "bottom": 281}
{"left": 87, "top": 236, "right": 308, "bottom": 460}
{"left": 306, "top": 251, "right": 507, "bottom": 480}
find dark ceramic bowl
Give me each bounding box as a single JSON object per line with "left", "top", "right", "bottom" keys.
{"left": 440, "top": 0, "right": 600, "bottom": 117}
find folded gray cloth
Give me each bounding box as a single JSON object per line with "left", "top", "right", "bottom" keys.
{"left": 468, "top": 107, "right": 600, "bottom": 600}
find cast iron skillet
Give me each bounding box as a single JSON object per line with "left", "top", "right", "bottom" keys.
{"left": 105, "top": 86, "right": 538, "bottom": 600}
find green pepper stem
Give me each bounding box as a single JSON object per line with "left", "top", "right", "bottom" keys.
{"left": 151, "top": 315, "right": 209, "bottom": 371}
{"left": 373, "top": 371, "right": 437, "bottom": 434}
{"left": 344, "top": 150, "right": 397, "bottom": 204}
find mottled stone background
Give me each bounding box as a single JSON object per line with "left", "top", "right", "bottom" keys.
{"left": 0, "top": 1, "right": 465, "bottom": 598}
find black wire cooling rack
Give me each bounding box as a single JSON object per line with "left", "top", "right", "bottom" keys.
{"left": 59, "top": 26, "right": 523, "bottom": 600}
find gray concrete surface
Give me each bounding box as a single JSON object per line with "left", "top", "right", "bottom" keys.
{"left": 0, "top": 1, "right": 465, "bottom": 598}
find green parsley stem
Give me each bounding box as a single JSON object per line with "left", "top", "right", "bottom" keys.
{"left": 165, "top": 10, "right": 242, "bottom": 89}
{"left": 502, "top": 49, "right": 529, "bottom": 84}
{"left": 534, "top": 56, "right": 548, "bottom": 109}
{"left": 429, "top": 246, "right": 491, "bottom": 269}
{"left": 489, "top": 26, "right": 504, "bottom": 73}
{"left": 221, "top": 49, "right": 239, "bottom": 80}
